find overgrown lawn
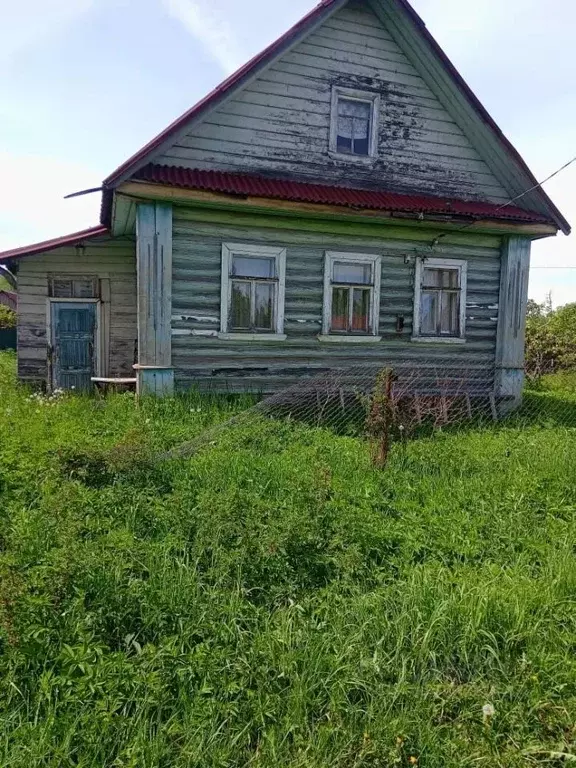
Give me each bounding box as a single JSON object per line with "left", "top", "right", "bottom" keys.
{"left": 1, "top": 351, "right": 576, "bottom": 767}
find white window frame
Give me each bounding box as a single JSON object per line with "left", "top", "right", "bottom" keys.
{"left": 412, "top": 257, "right": 468, "bottom": 344}
{"left": 220, "top": 243, "right": 287, "bottom": 341}
{"left": 320, "top": 251, "right": 382, "bottom": 342}
{"left": 329, "top": 87, "right": 380, "bottom": 162}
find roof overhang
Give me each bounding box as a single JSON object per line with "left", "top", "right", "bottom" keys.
{"left": 115, "top": 172, "right": 559, "bottom": 239}
{"left": 0, "top": 225, "right": 108, "bottom": 263}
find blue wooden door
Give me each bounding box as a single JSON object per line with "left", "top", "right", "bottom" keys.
{"left": 51, "top": 302, "right": 97, "bottom": 391}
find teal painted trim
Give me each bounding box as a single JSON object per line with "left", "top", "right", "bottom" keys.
{"left": 136, "top": 367, "right": 175, "bottom": 397}
{"left": 136, "top": 202, "right": 173, "bottom": 372}
{"left": 495, "top": 235, "right": 531, "bottom": 402}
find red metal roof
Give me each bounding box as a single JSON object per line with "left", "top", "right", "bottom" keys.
{"left": 133, "top": 164, "right": 552, "bottom": 225}
{"left": 0, "top": 225, "right": 108, "bottom": 262}
{"left": 100, "top": 0, "right": 569, "bottom": 235}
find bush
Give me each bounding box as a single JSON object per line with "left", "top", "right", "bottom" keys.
{"left": 0, "top": 304, "right": 16, "bottom": 329}
{"left": 525, "top": 299, "right": 576, "bottom": 377}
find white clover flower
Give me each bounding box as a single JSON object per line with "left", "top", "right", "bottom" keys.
{"left": 482, "top": 704, "right": 495, "bottom": 719}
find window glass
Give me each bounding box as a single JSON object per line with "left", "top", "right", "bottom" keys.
{"left": 333, "top": 262, "right": 372, "bottom": 285}
{"left": 440, "top": 291, "right": 460, "bottom": 335}
{"left": 420, "top": 291, "right": 438, "bottom": 335}
{"left": 50, "top": 278, "right": 98, "bottom": 299}
{"left": 337, "top": 98, "right": 371, "bottom": 156}
{"left": 52, "top": 279, "right": 73, "bottom": 298}
{"left": 331, "top": 287, "right": 350, "bottom": 331}
{"left": 352, "top": 288, "right": 371, "bottom": 333}
{"left": 419, "top": 265, "right": 462, "bottom": 337}
{"left": 232, "top": 256, "right": 275, "bottom": 279}
{"left": 254, "top": 283, "right": 275, "bottom": 330}
{"left": 230, "top": 281, "right": 251, "bottom": 329}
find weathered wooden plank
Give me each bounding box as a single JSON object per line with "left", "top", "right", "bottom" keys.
{"left": 155, "top": 1, "right": 509, "bottom": 204}
{"left": 17, "top": 236, "right": 137, "bottom": 386}
{"left": 135, "top": 202, "right": 174, "bottom": 395}
{"left": 171, "top": 211, "right": 501, "bottom": 392}
{"left": 495, "top": 236, "right": 531, "bottom": 404}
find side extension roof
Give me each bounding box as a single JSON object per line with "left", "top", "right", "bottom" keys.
{"left": 0, "top": 226, "right": 108, "bottom": 263}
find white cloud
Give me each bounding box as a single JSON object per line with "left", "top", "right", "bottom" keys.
{"left": 162, "top": 0, "right": 246, "bottom": 74}
{"left": 1, "top": 0, "right": 93, "bottom": 62}
{"left": 0, "top": 152, "right": 102, "bottom": 252}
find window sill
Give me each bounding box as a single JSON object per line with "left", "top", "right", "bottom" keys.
{"left": 218, "top": 333, "right": 287, "bottom": 341}
{"left": 318, "top": 335, "right": 382, "bottom": 344}
{"left": 411, "top": 336, "right": 466, "bottom": 345}
{"left": 328, "top": 151, "right": 377, "bottom": 165}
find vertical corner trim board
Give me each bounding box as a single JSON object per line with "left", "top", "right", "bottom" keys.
{"left": 136, "top": 202, "right": 174, "bottom": 395}
{"left": 495, "top": 235, "right": 531, "bottom": 402}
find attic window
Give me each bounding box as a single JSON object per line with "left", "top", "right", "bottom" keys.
{"left": 330, "top": 87, "right": 380, "bottom": 160}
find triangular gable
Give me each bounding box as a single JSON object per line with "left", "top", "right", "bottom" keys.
{"left": 103, "top": 0, "right": 569, "bottom": 235}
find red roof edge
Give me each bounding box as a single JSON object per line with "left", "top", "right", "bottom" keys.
{"left": 102, "top": 0, "right": 344, "bottom": 189}
{"left": 132, "top": 164, "right": 554, "bottom": 225}
{"left": 0, "top": 225, "right": 109, "bottom": 262}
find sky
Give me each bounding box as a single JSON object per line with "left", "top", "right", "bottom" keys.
{"left": 1, "top": 0, "right": 574, "bottom": 306}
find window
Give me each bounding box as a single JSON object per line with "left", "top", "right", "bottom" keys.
{"left": 413, "top": 258, "right": 467, "bottom": 342}
{"left": 220, "top": 244, "right": 287, "bottom": 339}
{"left": 49, "top": 276, "right": 99, "bottom": 299}
{"left": 330, "top": 87, "right": 380, "bottom": 159}
{"left": 321, "top": 252, "right": 381, "bottom": 340}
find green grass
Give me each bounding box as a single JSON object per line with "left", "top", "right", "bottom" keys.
{"left": 1, "top": 350, "right": 576, "bottom": 767}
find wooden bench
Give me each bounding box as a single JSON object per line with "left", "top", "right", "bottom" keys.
{"left": 91, "top": 377, "right": 137, "bottom": 393}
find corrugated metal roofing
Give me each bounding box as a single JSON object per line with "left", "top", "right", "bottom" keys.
{"left": 133, "top": 164, "right": 552, "bottom": 225}
{"left": 0, "top": 225, "right": 108, "bottom": 262}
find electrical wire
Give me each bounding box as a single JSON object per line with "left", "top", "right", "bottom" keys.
{"left": 431, "top": 153, "right": 576, "bottom": 248}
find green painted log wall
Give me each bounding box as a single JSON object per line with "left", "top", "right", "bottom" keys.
{"left": 172, "top": 206, "right": 502, "bottom": 392}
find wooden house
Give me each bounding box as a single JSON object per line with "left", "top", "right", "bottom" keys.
{"left": 0, "top": 0, "right": 569, "bottom": 402}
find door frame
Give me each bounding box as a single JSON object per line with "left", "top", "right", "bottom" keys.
{"left": 46, "top": 298, "right": 103, "bottom": 390}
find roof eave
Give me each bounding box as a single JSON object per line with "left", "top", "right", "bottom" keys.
{"left": 0, "top": 225, "right": 109, "bottom": 263}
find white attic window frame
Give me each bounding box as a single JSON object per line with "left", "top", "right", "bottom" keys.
{"left": 219, "top": 243, "right": 287, "bottom": 341}
{"left": 412, "top": 257, "right": 468, "bottom": 344}
{"left": 329, "top": 86, "right": 381, "bottom": 162}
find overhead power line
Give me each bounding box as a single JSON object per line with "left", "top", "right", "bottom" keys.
{"left": 431, "top": 153, "right": 576, "bottom": 248}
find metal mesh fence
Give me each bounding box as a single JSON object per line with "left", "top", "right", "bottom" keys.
{"left": 168, "top": 360, "right": 576, "bottom": 464}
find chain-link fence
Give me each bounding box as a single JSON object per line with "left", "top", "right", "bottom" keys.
{"left": 168, "top": 360, "right": 576, "bottom": 465}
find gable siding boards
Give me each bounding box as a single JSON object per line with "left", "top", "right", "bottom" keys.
{"left": 17, "top": 238, "right": 136, "bottom": 383}
{"left": 171, "top": 207, "right": 501, "bottom": 392}
{"left": 156, "top": 1, "right": 509, "bottom": 204}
